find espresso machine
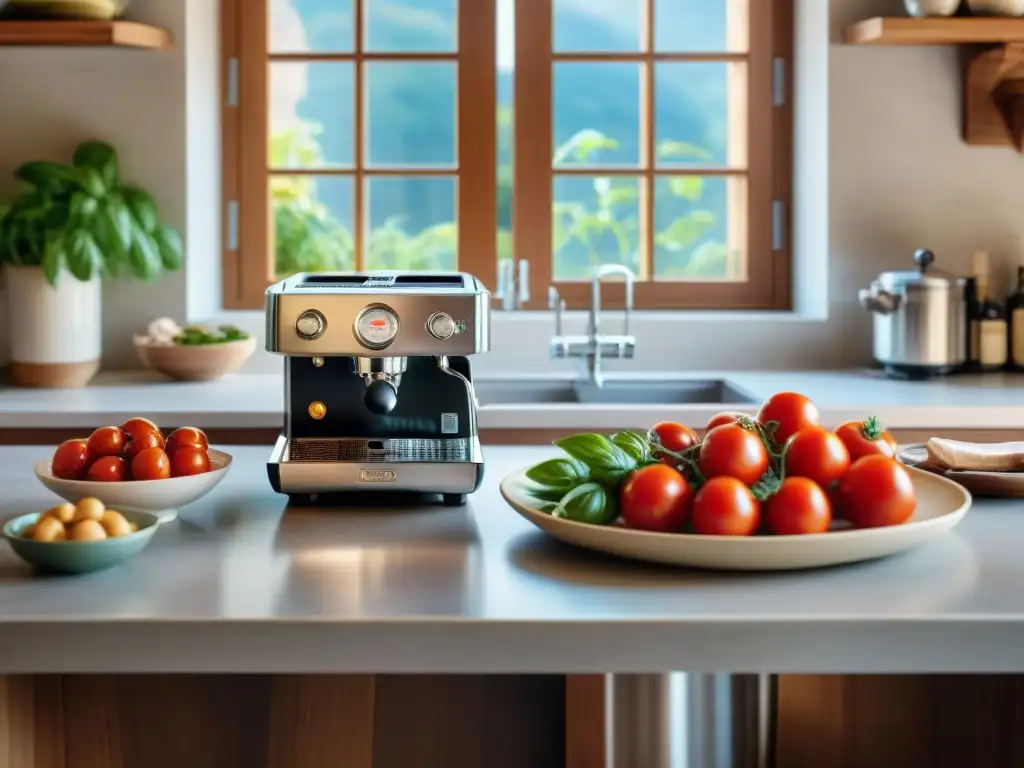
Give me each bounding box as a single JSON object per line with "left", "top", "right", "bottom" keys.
{"left": 265, "top": 271, "right": 490, "bottom": 506}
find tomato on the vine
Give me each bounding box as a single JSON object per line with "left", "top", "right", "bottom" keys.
{"left": 620, "top": 464, "right": 693, "bottom": 533}
{"left": 783, "top": 427, "right": 850, "bottom": 489}
{"left": 698, "top": 423, "right": 769, "bottom": 487}
{"left": 691, "top": 477, "right": 761, "bottom": 536}
{"left": 650, "top": 422, "right": 699, "bottom": 453}
{"left": 757, "top": 392, "right": 820, "bottom": 445}
{"left": 705, "top": 411, "right": 747, "bottom": 433}
{"left": 834, "top": 418, "right": 898, "bottom": 461}
{"left": 763, "top": 477, "right": 832, "bottom": 535}
{"left": 837, "top": 454, "right": 916, "bottom": 529}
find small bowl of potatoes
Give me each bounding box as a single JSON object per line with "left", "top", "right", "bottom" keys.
{"left": 2, "top": 498, "right": 160, "bottom": 574}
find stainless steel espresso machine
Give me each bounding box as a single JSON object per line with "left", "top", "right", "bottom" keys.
{"left": 264, "top": 271, "right": 490, "bottom": 506}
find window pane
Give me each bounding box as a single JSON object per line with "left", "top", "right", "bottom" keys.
{"left": 554, "top": 63, "right": 641, "bottom": 169}
{"left": 365, "top": 176, "right": 458, "bottom": 270}
{"left": 655, "top": 62, "right": 744, "bottom": 169}
{"left": 553, "top": 0, "right": 643, "bottom": 52}
{"left": 552, "top": 175, "right": 641, "bottom": 280}
{"left": 269, "top": 0, "right": 353, "bottom": 53}
{"left": 270, "top": 63, "right": 354, "bottom": 169}
{"left": 653, "top": 175, "right": 743, "bottom": 281}
{"left": 497, "top": 0, "right": 514, "bottom": 268}
{"left": 364, "top": 62, "right": 457, "bottom": 168}
{"left": 654, "top": 0, "right": 748, "bottom": 53}
{"left": 272, "top": 176, "right": 355, "bottom": 278}
{"left": 364, "top": 0, "right": 457, "bottom": 52}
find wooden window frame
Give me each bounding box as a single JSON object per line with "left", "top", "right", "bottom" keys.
{"left": 221, "top": 0, "right": 496, "bottom": 310}
{"left": 517, "top": 0, "right": 793, "bottom": 312}
{"left": 221, "top": 0, "right": 791, "bottom": 312}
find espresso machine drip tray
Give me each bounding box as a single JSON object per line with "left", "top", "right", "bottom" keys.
{"left": 285, "top": 437, "right": 474, "bottom": 464}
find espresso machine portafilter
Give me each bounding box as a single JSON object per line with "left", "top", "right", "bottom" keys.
{"left": 264, "top": 271, "right": 490, "bottom": 506}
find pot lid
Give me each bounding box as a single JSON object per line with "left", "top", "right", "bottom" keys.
{"left": 875, "top": 249, "right": 965, "bottom": 290}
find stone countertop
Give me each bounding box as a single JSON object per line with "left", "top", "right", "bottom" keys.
{"left": 0, "top": 445, "right": 1023, "bottom": 674}
{"left": 0, "top": 369, "right": 1022, "bottom": 431}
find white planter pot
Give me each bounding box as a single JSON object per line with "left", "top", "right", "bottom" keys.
{"left": 3, "top": 265, "right": 101, "bottom": 388}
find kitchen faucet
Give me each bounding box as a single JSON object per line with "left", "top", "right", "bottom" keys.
{"left": 549, "top": 264, "right": 636, "bottom": 387}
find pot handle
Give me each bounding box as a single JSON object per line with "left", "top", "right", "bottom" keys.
{"left": 858, "top": 286, "right": 904, "bottom": 315}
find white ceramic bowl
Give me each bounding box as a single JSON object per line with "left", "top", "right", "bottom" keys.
{"left": 34, "top": 449, "right": 233, "bottom": 523}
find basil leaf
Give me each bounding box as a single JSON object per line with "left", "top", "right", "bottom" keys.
{"left": 73, "top": 140, "right": 120, "bottom": 189}
{"left": 152, "top": 223, "right": 184, "bottom": 270}
{"left": 526, "top": 457, "right": 589, "bottom": 488}
{"left": 555, "top": 433, "right": 637, "bottom": 486}
{"left": 528, "top": 485, "right": 573, "bottom": 504}
{"left": 552, "top": 482, "right": 618, "bottom": 525}
{"left": 611, "top": 431, "right": 650, "bottom": 463}
{"left": 42, "top": 234, "right": 64, "bottom": 286}
{"left": 123, "top": 186, "right": 158, "bottom": 233}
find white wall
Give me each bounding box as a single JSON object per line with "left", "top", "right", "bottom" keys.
{"left": 1, "top": 0, "right": 1019, "bottom": 375}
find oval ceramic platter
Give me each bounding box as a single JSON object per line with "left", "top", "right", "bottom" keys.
{"left": 499, "top": 465, "right": 972, "bottom": 571}
{"left": 899, "top": 444, "right": 1024, "bottom": 499}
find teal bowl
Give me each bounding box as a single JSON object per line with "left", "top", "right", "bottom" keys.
{"left": 2, "top": 509, "right": 160, "bottom": 574}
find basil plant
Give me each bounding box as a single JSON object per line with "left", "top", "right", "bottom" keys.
{"left": 0, "top": 140, "right": 183, "bottom": 285}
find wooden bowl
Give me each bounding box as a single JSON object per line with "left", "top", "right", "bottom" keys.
{"left": 134, "top": 337, "right": 256, "bottom": 382}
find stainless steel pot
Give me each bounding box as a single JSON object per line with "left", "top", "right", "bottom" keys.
{"left": 858, "top": 249, "right": 966, "bottom": 379}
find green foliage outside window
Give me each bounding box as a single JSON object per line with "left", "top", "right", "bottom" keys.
{"left": 271, "top": 117, "right": 730, "bottom": 279}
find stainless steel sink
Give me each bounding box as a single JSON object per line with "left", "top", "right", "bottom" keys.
{"left": 473, "top": 378, "right": 758, "bottom": 406}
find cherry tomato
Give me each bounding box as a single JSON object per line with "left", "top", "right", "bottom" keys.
{"left": 650, "top": 422, "right": 699, "bottom": 453}
{"left": 121, "top": 417, "right": 165, "bottom": 448}
{"left": 705, "top": 411, "right": 748, "bottom": 432}
{"left": 698, "top": 423, "right": 769, "bottom": 487}
{"left": 764, "top": 477, "right": 832, "bottom": 535}
{"left": 122, "top": 430, "right": 165, "bottom": 463}
{"left": 131, "top": 446, "right": 171, "bottom": 481}
{"left": 86, "top": 455, "right": 128, "bottom": 482}
{"left": 86, "top": 425, "right": 127, "bottom": 457}
{"left": 51, "top": 439, "right": 95, "bottom": 480}
{"left": 170, "top": 445, "right": 211, "bottom": 477}
{"left": 619, "top": 464, "right": 693, "bottom": 533}
{"left": 165, "top": 426, "right": 210, "bottom": 454}
{"left": 837, "top": 455, "right": 917, "bottom": 529}
{"left": 834, "top": 418, "right": 898, "bottom": 461}
{"left": 757, "top": 392, "right": 820, "bottom": 445}
{"left": 783, "top": 427, "right": 851, "bottom": 489}
{"left": 691, "top": 477, "right": 761, "bottom": 536}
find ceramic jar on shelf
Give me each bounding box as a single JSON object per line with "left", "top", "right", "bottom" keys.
{"left": 966, "top": 0, "right": 1024, "bottom": 16}
{"left": 904, "top": 0, "right": 962, "bottom": 16}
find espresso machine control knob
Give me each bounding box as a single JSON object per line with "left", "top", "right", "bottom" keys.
{"left": 426, "top": 311, "right": 456, "bottom": 340}
{"left": 295, "top": 309, "right": 327, "bottom": 340}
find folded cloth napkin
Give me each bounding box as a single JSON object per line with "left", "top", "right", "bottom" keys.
{"left": 926, "top": 438, "right": 1024, "bottom": 473}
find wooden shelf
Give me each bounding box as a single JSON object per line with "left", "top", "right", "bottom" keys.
{"left": 845, "top": 17, "right": 1024, "bottom": 46}
{"left": 846, "top": 16, "right": 1024, "bottom": 153}
{"left": 0, "top": 20, "right": 171, "bottom": 49}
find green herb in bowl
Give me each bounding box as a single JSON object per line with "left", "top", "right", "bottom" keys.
{"left": 174, "top": 324, "right": 250, "bottom": 345}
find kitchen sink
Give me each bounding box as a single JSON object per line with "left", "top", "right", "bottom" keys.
{"left": 473, "top": 378, "right": 758, "bottom": 406}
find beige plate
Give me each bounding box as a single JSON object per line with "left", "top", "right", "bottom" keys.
{"left": 499, "top": 465, "right": 972, "bottom": 571}
{"left": 899, "top": 443, "right": 1024, "bottom": 498}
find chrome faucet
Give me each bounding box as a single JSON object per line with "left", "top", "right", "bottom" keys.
{"left": 549, "top": 265, "right": 637, "bottom": 387}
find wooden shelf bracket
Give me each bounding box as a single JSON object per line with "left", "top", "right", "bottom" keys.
{"left": 966, "top": 43, "right": 1024, "bottom": 151}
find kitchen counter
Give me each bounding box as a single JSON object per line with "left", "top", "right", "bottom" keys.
{"left": 1, "top": 444, "right": 1023, "bottom": 675}
{"left": 0, "top": 369, "right": 1022, "bottom": 430}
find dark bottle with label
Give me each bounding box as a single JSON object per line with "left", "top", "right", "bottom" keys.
{"left": 971, "top": 250, "right": 1008, "bottom": 373}
{"left": 1007, "top": 266, "right": 1024, "bottom": 371}
{"left": 963, "top": 276, "right": 980, "bottom": 372}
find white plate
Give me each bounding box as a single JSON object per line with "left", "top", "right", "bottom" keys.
{"left": 499, "top": 465, "right": 972, "bottom": 571}
{"left": 899, "top": 443, "right": 1024, "bottom": 498}
{"left": 34, "top": 449, "right": 233, "bottom": 524}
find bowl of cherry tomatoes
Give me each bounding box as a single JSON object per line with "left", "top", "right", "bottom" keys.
{"left": 34, "top": 417, "right": 233, "bottom": 523}
{"left": 501, "top": 391, "right": 972, "bottom": 570}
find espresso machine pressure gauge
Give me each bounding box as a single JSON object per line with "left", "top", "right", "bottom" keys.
{"left": 354, "top": 305, "right": 400, "bottom": 349}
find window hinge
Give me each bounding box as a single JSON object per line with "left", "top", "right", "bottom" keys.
{"left": 227, "top": 200, "right": 239, "bottom": 250}
{"left": 772, "top": 57, "right": 786, "bottom": 107}
{"left": 226, "top": 56, "right": 240, "bottom": 107}
{"left": 772, "top": 199, "right": 786, "bottom": 252}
